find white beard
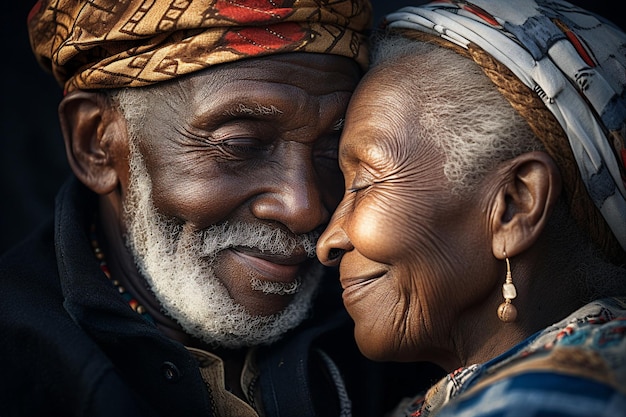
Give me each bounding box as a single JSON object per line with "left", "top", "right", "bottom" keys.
{"left": 122, "top": 142, "right": 323, "bottom": 349}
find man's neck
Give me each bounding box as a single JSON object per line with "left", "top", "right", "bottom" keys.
{"left": 97, "top": 195, "right": 192, "bottom": 343}
{"left": 96, "top": 195, "right": 254, "bottom": 403}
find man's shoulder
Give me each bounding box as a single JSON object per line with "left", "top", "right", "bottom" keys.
{"left": 0, "top": 217, "right": 100, "bottom": 414}
{"left": 0, "top": 179, "right": 95, "bottom": 372}
{"left": 0, "top": 210, "right": 159, "bottom": 417}
{"left": 0, "top": 211, "right": 71, "bottom": 338}
{"left": 0, "top": 216, "right": 59, "bottom": 298}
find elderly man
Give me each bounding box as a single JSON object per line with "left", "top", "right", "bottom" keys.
{"left": 0, "top": 1, "right": 438, "bottom": 416}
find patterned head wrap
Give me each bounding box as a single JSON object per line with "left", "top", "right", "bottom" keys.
{"left": 27, "top": 0, "right": 372, "bottom": 94}
{"left": 384, "top": 0, "right": 626, "bottom": 259}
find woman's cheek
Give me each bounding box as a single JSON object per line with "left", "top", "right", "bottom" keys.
{"left": 349, "top": 201, "right": 412, "bottom": 261}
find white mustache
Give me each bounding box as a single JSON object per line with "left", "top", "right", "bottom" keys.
{"left": 195, "top": 222, "right": 320, "bottom": 258}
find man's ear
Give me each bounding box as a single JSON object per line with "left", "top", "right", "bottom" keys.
{"left": 491, "top": 151, "right": 562, "bottom": 259}
{"left": 59, "top": 91, "right": 128, "bottom": 195}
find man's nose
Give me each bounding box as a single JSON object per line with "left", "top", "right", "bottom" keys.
{"left": 250, "top": 150, "right": 331, "bottom": 235}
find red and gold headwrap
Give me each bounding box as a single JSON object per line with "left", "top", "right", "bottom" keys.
{"left": 27, "top": 0, "right": 372, "bottom": 94}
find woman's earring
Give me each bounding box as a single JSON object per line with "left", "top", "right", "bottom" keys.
{"left": 497, "top": 252, "right": 517, "bottom": 323}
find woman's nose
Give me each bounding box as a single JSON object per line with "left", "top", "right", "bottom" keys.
{"left": 316, "top": 217, "right": 353, "bottom": 266}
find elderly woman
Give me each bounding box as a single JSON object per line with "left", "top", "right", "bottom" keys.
{"left": 317, "top": 0, "right": 626, "bottom": 415}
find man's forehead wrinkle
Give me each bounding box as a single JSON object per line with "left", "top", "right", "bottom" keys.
{"left": 159, "top": 66, "right": 350, "bottom": 132}
{"left": 193, "top": 78, "right": 307, "bottom": 113}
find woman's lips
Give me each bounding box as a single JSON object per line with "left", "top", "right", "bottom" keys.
{"left": 229, "top": 248, "right": 307, "bottom": 283}
{"left": 339, "top": 273, "right": 385, "bottom": 308}
{"left": 339, "top": 270, "right": 386, "bottom": 290}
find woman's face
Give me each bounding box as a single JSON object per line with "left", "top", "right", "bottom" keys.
{"left": 316, "top": 67, "right": 495, "bottom": 364}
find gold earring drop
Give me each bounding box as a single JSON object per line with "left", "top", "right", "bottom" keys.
{"left": 497, "top": 252, "right": 517, "bottom": 322}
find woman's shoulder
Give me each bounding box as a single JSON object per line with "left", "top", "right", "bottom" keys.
{"left": 485, "top": 298, "right": 626, "bottom": 386}
{"left": 387, "top": 299, "right": 626, "bottom": 417}
{"left": 439, "top": 369, "right": 626, "bottom": 417}
{"left": 452, "top": 297, "right": 626, "bottom": 416}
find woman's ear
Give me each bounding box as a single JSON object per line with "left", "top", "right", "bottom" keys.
{"left": 491, "top": 151, "right": 562, "bottom": 259}
{"left": 59, "top": 91, "right": 128, "bottom": 195}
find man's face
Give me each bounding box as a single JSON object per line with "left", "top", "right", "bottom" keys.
{"left": 118, "top": 53, "right": 360, "bottom": 347}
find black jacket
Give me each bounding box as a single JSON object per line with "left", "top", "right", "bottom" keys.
{"left": 0, "top": 176, "right": 438, "bottom": 417}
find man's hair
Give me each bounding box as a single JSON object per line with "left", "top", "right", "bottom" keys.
{"left": 108, "top": 87, "right": 150, "bottom": 142}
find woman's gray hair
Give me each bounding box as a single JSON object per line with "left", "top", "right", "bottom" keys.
{"left": 368, "top": 34, "right": 543, "bottom": 195}
{"left": 367, "top": 32, "right": 626, "bottom": 294}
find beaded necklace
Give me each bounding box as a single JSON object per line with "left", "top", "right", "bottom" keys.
{"left": 89, "top": 222, "right": 155, "bottom": 324}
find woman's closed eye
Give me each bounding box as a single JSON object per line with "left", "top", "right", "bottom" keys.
{"left": 348, "top": 166, "right": 376, "bottom": 194}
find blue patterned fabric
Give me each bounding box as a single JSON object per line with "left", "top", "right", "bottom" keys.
{"left": 390, "top": 298, "right": 626, "bottom": 416}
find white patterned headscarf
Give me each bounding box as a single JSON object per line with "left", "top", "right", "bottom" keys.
{"left": 384, "top": 0, "right": 626, "bottom": 255}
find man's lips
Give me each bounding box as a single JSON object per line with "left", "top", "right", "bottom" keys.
{"left": 229, "top": 248, "right": 308, "bottom": 283}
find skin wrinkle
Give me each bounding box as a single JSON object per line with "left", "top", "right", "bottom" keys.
{"left": 385, "top": 272, "right": 424, "bottom": 359}
{"left": 141, "top": 130, "right": 225, "bottom": 223}
{"left": 135, "top": 88, "right": 340, "bottom": 227}
{"left": 340, "top": 136, "right": 454, "bottom": 267}
{"left": 379, "top": 288, "right": 406, "bottom": 352}
{"left": 396, "top": 288, "right": 413, "bottom": 356}
{"left": 168, "top": 69, "right": 343, "bottom": 138}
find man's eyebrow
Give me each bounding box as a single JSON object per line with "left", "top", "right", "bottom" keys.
{"left": 223, "top": 103, "right": 284, "bottom": 117}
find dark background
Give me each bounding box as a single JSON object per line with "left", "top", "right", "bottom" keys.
{"left": 1, "top": 1, "right": 622, "bottom": 254}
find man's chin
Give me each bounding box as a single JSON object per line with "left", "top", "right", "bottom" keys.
{"left": 211, "top": 249, "right": 313, "bottom": 316}
{"left": 149, "top": 264, "right": 321, "bottom": 348}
